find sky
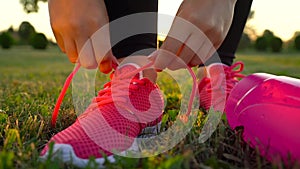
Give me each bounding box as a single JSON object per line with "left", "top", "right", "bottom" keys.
{"left": 0, "top": 0, "right": 300, "bottom": 41}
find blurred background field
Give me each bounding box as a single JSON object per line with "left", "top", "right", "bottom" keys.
{"left": 1, "top": 0, "right": 300, "bottom": 168}
{"left": 1, "top": 46, "right": 300, "bottom": 78}
{"left": 0, "top": 46, "right": 300, "bottom": 168}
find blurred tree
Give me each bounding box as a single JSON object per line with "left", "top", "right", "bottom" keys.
{"left": 262, "top": 30, "right": 274, "bottom": 39}
{"left": 18, "top": 21, "right": 36, "bottom": 44}
{"left": 262, "top": 29, "right": 275, "bottom": 47}
{"left": 254, "top": 36, "right": 268, "bottom": 51}
{"left": 20, "top": 0, "right": 47, "bottom": 13}
{"left": 293, "top": 31, "right": 300, "bottom": 37}
{"left": 270, "top": 37, "right": 283, "bottom": 53}
{"left": 244, "top": 11, "right": 257, "bottom": 40}
{"left": 248, "top": 11, "right": 254, "bottom": 20}
{"left": 237, "top": 33, "right": 251, "bottom": 50}
{"left": 30, "top": 33, "right": 48, "bottom": 49}
{"left": 284, "top": 31, "right": 300, "bottom": 50}
{"left": 294, "top": 35, "right": 300, "bottom": 51}
{"left": 8, "top": 26, "right": 14, "bottom": 33}
{"left": 255, "top": 30, "right": 284, "bottom": 52}
{"left": 0, "top": 32, "right": 14, "bottom": 49}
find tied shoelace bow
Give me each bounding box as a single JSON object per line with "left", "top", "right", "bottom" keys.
{"left": 224, "top": 62, "right": 245, "bottom": 91}
{"left": 51, "top": 60, "right": 198, "bottom": 127}
{"left": 207, "top": 61, "right": 245, "bottom": 93}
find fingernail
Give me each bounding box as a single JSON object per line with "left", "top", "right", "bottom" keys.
{"left": 99, "top": 61, "right": 112, "bottom": 74}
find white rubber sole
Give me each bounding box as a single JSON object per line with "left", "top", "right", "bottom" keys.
{"left": 40, "top": 123, "right": 161, "bottom": 168}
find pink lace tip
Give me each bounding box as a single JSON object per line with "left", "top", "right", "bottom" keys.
{"left": 186, "top": 66, "right": 198, "bottom": 117}
{"left": 51, "top": 64, "right": 81, "bottom": 128}
{"left": 51, "top": 121, "right": 56, "bottom": 128}
{"left": 179, "top": 114, "right": 189, "bottom": 123}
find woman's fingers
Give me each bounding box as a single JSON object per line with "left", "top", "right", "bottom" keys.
{"left": 77, "top": 38, "right": 98, "bottom": 69}
{"left": 52, "top": 29, "right": 65, "bottom": 53}
{"left": 154, "top": 17, "right": 193, "bottom": 70}
{"left": 64, "top": 38, "right": 78, "bottom": 63}
{"left": 152, "top": 0, "right": 236, "bottom": 71}
{"left": 48, "top": 0, "right": 114, "bottom": 73}
{"left": 91, "top": 26, "right": 114, "bottom": 74}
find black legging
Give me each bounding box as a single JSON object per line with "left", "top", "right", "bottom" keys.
{"left": 104, "top": 0, "right": 253, "bottom": 66}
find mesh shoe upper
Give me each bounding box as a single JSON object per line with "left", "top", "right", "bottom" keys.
{"left": 41, "top": 63, "right": 164, "bottom": 159}
{"left": 198, "top": 62, "right": 244, "bottom": 112}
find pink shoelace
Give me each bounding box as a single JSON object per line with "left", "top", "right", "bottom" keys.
{"left": 207, "top": 61, "right": 245, "bottom": 93}
{"left": 224, "top": 61, "right": 245, "bottom": 91}
{"left": 224, "top": 62, "right": 245, "bottom": 93}
{"left": 51, "top": 60, "right": 198, "bottom": 127}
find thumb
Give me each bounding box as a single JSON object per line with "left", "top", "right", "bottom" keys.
{"left": 90, "top": 24, "right": 114, "bottom": 74}
{"left": 153, "top": 36, "right": 185, "bottom": 71}
{"left": 98, "top": 51, "right": 115, "bottom": 74}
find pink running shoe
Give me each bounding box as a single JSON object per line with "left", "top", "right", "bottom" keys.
{"left": 198, "top": 62, "right": 244, "bottom": 112}
{"left": 40, "top": 63, "right": 164, "bottom": 167}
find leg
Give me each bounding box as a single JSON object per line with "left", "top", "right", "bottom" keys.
{"left": 104, "top": 0, "right": 158, "bottom": 59}
{"left": 198, "top": 0, "right": 253, "bottom": 111}
{"left": 104, "top": 0, "right": 158, "bottom": 82}
{"left": 41, "top": 2, "right": 164, "bottom": 166}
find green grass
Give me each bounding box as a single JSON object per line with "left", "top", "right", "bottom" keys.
{"left": 0, "top": 46, "right": 300, "bottom": 169}
{"left": 237, "top": 50, "right": 300, "bottom": 78}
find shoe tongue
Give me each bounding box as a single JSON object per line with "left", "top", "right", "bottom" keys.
{"left": 206, "top": 63, "right": 228, "bottom": 77}
{"left": 114, "top": 63, "right": 143, "bottom": 79}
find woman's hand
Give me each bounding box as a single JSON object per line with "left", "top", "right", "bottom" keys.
{"left": 48, "top": 0, "right": 114, "bottom": 73}
{"left": 154, "top": 0, "right": 237, "bottom": 70}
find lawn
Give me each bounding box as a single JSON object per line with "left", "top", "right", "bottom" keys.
{"left": 0, "top": 46, "right": 299, "bottom": 169}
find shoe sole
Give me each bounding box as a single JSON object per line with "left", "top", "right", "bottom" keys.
{"left": 40, "top": 123, "right": 161, "bottom": 168}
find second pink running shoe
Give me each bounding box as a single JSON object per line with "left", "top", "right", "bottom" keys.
{"left": 40, "top": 63, "right": 164, "bottom": 168}
{"left": 198, "top": 62, "right": 245, "bottom": 112}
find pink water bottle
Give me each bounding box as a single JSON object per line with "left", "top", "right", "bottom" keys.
{"left": 225, "top": 73, "right": 300, "bottom": 163}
